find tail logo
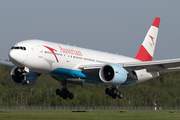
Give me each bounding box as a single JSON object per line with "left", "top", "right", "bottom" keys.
{"left": 149, "top": 35, "right": 154, "bottom": 45}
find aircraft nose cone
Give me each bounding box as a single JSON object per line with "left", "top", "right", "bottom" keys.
{"left": 8, "top": 50, "right": 18, "bottom": 62}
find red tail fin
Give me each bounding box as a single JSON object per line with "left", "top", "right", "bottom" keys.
{"left": 135, "top": 17, "right": 160, "bottom": 61}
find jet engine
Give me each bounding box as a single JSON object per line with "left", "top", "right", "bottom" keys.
{"left": 10, "top": 67, "right": 38, "bottom": 86}
{"left": 99, "top": 63, "right": 127, "bottom": 85}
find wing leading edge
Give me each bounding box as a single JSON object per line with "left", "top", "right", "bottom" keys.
{"left": 0, "top": 60, "right": 15, "bottom": 67}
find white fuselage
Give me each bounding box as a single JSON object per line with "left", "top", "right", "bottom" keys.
{"left": 9, "top": 40, "right": 138, "bottom": 71}
{"left": 9, "top": 39, "right": 158, "bottom": 86}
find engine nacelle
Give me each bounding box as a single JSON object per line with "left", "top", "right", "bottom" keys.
{"left": 99, "top": 63, "right": 127, "bottom": 85}
{"left": 10, "top": 67, "right": 38, "bottom": 86}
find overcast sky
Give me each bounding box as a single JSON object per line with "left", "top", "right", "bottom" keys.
{"left": 0, "top": 0, "right": 180, "bottom": 60}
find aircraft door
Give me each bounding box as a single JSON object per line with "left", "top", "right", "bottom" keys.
{"left": 37, "top": 46, "right": 43, "bottom": 58}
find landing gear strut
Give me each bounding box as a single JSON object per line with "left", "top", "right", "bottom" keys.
{"left": 56, "top": 80, "right": 74, "bottom": 100}
{"left": 18, "top": 68, "right": 29, "bottom": 85}
{"left": 105, "top": 86, "right": 123, "bottom": 99}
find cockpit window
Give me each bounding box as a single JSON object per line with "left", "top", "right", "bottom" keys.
{"left": 11, "top": 46, "right": 26, "bottom": 51}
{"left": 14, "top": 47, "right": 19, "bottom": 49}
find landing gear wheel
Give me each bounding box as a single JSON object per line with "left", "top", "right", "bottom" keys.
{"left": 105, "top": 88, "right": 110, "bottom": 94}
{"left": 112, "top": 95, "right": 116, "bottom": 99}
{"left": 21, "top": 80, "right": 29, "bottom": 85}
{"left": 59, "top": 92, "right": 63, "bottom": 97}
{"left": 69, "top": 93, "right": 74, "bottom": 99}
{"left": 109, "top": 92, "right": 112, "bottom": 97}
{"left": 63, "top": 95, "right": 67, "bottom": 99}
{"left": 26, "top": 80, "right": 29, "bottom": 85}
{"left": 116, "top": 90, "right": 120, "bottom": 96}
{"left": 67, "top": 91, "right": 70, "bottom": 97}
{"left": 105, "top": 87, "right": 123, "bottom": 99}
{"left": 56, "top": 89, "right": 61, "bottom": 95}
{"left": 62, "top": 89, "right": 67, "bottom": 95}
{"left": 118, "top": 92, "right": 123, "bottom": 99}
{"left": 22, "top": 80, "right": 25, "bottom": 85}
{"left": 113, "top": 89, "right": 117, "bottom": 95}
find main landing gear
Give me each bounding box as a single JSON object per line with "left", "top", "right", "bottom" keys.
{"left": 56, "top": 80, "right": 74, "bottom": 100}
{"left": 105, "top": 86, "right": 123, "bottom": 99}
{"left": 56, "top": 87, "right": 73, "bottom": 100}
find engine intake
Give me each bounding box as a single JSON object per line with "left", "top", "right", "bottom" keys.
{"left": 99, "top": 63, "right": 127, "bottom": 85}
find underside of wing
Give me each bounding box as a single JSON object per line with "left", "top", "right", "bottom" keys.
{"left": 79, "top": 65, "right": 103, "bottom": 76}
{"left": 0, "top": 60, "right": 15, "bottom": 67}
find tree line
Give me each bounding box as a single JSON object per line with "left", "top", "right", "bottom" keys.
{"left": 0, "top": 65, "right": 180, "bottom": 107}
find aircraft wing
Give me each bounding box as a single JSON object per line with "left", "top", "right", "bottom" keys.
{"left": 0, "top": 60, "right": 15, "bottom": 67}
{"left": 122, "top": 58, "right": 180, "bottom": 72}
{"left": 80, "top": 58, "right": 180, "bottom": 76}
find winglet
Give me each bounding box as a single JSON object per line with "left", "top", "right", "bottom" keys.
{"left": 135, "top": 17, "right": 160, "bottom": 61}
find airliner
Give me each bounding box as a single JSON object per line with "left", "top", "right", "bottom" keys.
{"left": 2, "top": 17, "right": 180, "bottom": 100}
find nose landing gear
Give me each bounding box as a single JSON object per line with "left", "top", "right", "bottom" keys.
{"left": 16, "top": 67, "right": 30, "bottom": 85}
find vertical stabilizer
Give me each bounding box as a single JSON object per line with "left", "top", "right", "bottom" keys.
{"left": 135, "top": 17, "right": 160, "bottom": 61}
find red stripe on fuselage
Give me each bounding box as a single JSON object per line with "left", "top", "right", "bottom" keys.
{"left": 135, "top": 45, "right": 153, "bottom": 61}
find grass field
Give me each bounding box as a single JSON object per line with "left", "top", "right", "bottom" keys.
{"left": 0, "top": 110, "right": 179, "bottom": 120}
